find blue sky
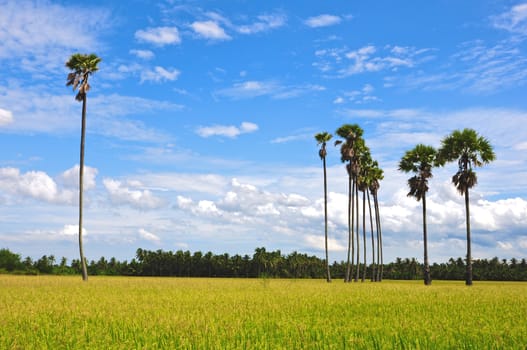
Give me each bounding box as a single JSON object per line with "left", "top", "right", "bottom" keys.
{"left": 1, "top": 0, "right": 526, "bottom": 264}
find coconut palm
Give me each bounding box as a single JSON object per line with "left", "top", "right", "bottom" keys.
{"left": 66, "top": 53, "right": 101, "bottom": 282}
{"left": 315, "top": 131, "right": 333, "bottom": 283}
{"left": 335, "top": 124, "right": 364, "bottom": 282}
{"left": 399, "top": 144, "right": 437, "bottom": 285}
{"left": 357, "top": 149, "right": 372, "bottom": 282}
{"left": 437, "top": 129, "right": 495, "bottom": 286}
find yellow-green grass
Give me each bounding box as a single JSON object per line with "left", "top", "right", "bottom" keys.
{"left": 1, "top": 276, "right": 526, "bottom": 349}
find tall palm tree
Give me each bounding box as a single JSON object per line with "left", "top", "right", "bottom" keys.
{"left": 399, "top": 144, "right": 437, "bottom": 285}
{"left": 66, "top": 53, "right": 101, "bottom": 282}
{"left": 315, "top": 131, "right": 333, "bottom": 283}
{"left": 335, "top": 124, "right": 364, "bottom": 282}
{"left": 368, "top": 161, "right": 384, "bottom": 281}
{"left": 437, "top": 129, "right": 495, "bottom": 286}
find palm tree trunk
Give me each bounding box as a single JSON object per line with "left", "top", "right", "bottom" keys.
{"left": 79, "top": 95, "right": 88, "bottom": 282}
{"left": 354, "top": 182, "right": 360, "bottom": 282}
{"left": 345, "top": 173, "right": 352, "bottom": 283}
{"left": 367, "top": 191, "right": 375, "bottom": 282}
{"left": 465, "top": 189, "right": 473, "bottom": 286}
{"left": 361, "top": 190, "right": 367, "bottom": 282}
{"left": 423, "top": 194, "right": 431, "bottom": 285}
{"left": 323, "top": 156, "right": 331, "bottom": 283}
{"left": 374, "top": 193, "right": 383, "bottom": 282}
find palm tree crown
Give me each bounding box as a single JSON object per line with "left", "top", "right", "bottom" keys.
{"left": 399, "top": 144, "right": 437, "bottom": 201}
{"left": 437, "top": 128, "right": 496, "bottom": 194}
{"left": 66, "top": 53, "right": 102, "bottom": 101}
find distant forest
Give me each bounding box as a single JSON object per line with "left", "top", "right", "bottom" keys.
{"left": 1, "top": 247, "right": 526, "bottom": 281}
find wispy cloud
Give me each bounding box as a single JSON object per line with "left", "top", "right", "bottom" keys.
{"left": 135, "top": 26, "right": 181, "bottom": 46}
{"left": 491, "top": 2, "right": 527, "bottom": 35}
{"left": 214, "top": 80, "right": 325, "bottom": 100}
{"left": 235, "top": 14, "right": 287, "bottom": 34}
{"left": 314, "top": 45, "right": 433, "bottom": 78}
{"left": 304, "top": 14, "right": 342, "bottom": 28}
{"left": 0, "top": 1, "right": 109, "bottom": 75}
{"left": 334, "top": 84, "right": 380, "bottom": 104}
{"left": 196, "top": 122, "right": 259, "bottom": 138}
{"left": 130, "top": 49, "right": 155, "bottom": 60}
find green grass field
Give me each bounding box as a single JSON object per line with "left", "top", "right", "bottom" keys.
{"left": 1, "top": 276, "right": 526, "bottom": 349}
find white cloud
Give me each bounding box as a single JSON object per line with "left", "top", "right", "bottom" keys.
{"left": 0, "top": 167, "right": 75, "bottom": 204}
{"left": 491, "top": 3, "right": 527, "bottom": 35}
{"left": 314, "top": 45, "right": 432, "bottom": 78}
{"left": 236, "top": 14, "right": 287, "bottom": 34}
{"left": 130, "top": 49, "right": 155, "bottom": 60}
{"left": 103, "top": 178, "right": 165, "bottom": 210}
{"left": 135, "top": 26, "right": 181, "bottom": 46}
{"left": 215, "top": 80, "right": 325, "bottom": 100}
{"left": 140, "top": 66, "right": 181, "bottom": 83}
{"left": 305, "top": 14, "right": 341, "bottom": 28}
{"left": 60, "top": 224, "right": 87, "bottom": 237}
{"left": 191, "top": 21, "right": 231, "bottom": 40}
{"left": 139, "top": 228, "right": 161, "bottom": 243}
{"left": 60, "top": 165, "right": 98, "bottom": 191}
{"left": 0, "top": 0, "right": 109, "bottom": 73}
{"left": 196, "top": 122, "right": 259, "bottom": 138}
{"left": 0, "top": 108, "right": 13, "bottom": 126}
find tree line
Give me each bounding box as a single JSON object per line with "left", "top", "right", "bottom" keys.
{"left": 1, "top": 247, "right": 525, "bottom": 281}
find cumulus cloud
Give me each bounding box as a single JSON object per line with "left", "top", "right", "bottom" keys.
{"left": 135, "top": 26, "right": 181, "bottom": 46}
{"left": 0, "top": 167, "right": 75, "bottom": 204}
{"left": 191, "top": 21, "right": 231, "bottom": 40}
{"left": 103, "top": 178, "right": 164, "bottom": 210}
{"left": 60, "top": 165, "right": 98, "bottom": 191}
{"left": 60, "top": 224, "right": 87, "bottom": 237}
{"left": 0, "top": 108, "right": 14, "bottom": 126}
{"left": 196, "top": 122, "right": 258, "bottom": 138}
{"left": 140, "top": 66, "right": 181, "bottom": 83}
{"left": 305, "top": 14, "right": 342, "bottom": 28}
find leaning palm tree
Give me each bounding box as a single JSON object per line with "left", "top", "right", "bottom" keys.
{"left": 437, "top": 129, "right": 495, "bottom": 286}
{"left": 66, "top": 53, "right": 101, "bottom": 282}
{"left": 335, "top": 124, "right": 364, "bottom": 282}
{"left": 399, "top": 144, "right": 437, "bottom": 286}
{"left": 315, "top": 131, "right": 333, "bottom": 283}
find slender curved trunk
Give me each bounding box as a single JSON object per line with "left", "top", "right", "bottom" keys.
{"left": 423, "top": 194, "right": 431, "bottom": 285}
{"left": 361, "top": 190, "right": 367, "bottom": 282}
{"left": 367, "top": 191, "right": 375, "bottom": 282}
{"left": 323, "top": 156, "right": 331, "bottom": 283}
{"left": 79, "top": 95, "right": 88, "bottom": 282}
{"left": 345, "top": 172, "right": 352, "bottom": 283}
{"left": 354, "top": 182, "right": 360, "bottom": 282}
{"left": 465, "top": 188, "right": 472, "bottom": 286}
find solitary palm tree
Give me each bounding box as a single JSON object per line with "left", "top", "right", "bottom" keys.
{"left": 335, "top": 124, "right": 364, "bottom": 282}
{"left": 315, "top": 131, "right": 333, "bottom": 283}
{"left": 66, "top": 53, "right": 101, "bottom": 282}
{"left": 399, "top": 144, "right": 437, "bottom": 285}
{"left": 437, "top": 129, "right": 495, "bottom": 286}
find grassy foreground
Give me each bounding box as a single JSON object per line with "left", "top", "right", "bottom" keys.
{"left": 0, "top": 276, "right": 526, "bottom": 349}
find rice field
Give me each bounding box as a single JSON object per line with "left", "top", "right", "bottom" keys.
{"left": 0, "top": 276, "right": 526, "bottom": 349}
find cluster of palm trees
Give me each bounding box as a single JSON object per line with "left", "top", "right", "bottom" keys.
{"left": 399, "top": 129, "right": 495, "bottom": 286}
{"left": 66, "top": 53, "right": 495, "bottom": 287}
{"left": 316, "top": 124, "right": 384, "bottom": 284}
